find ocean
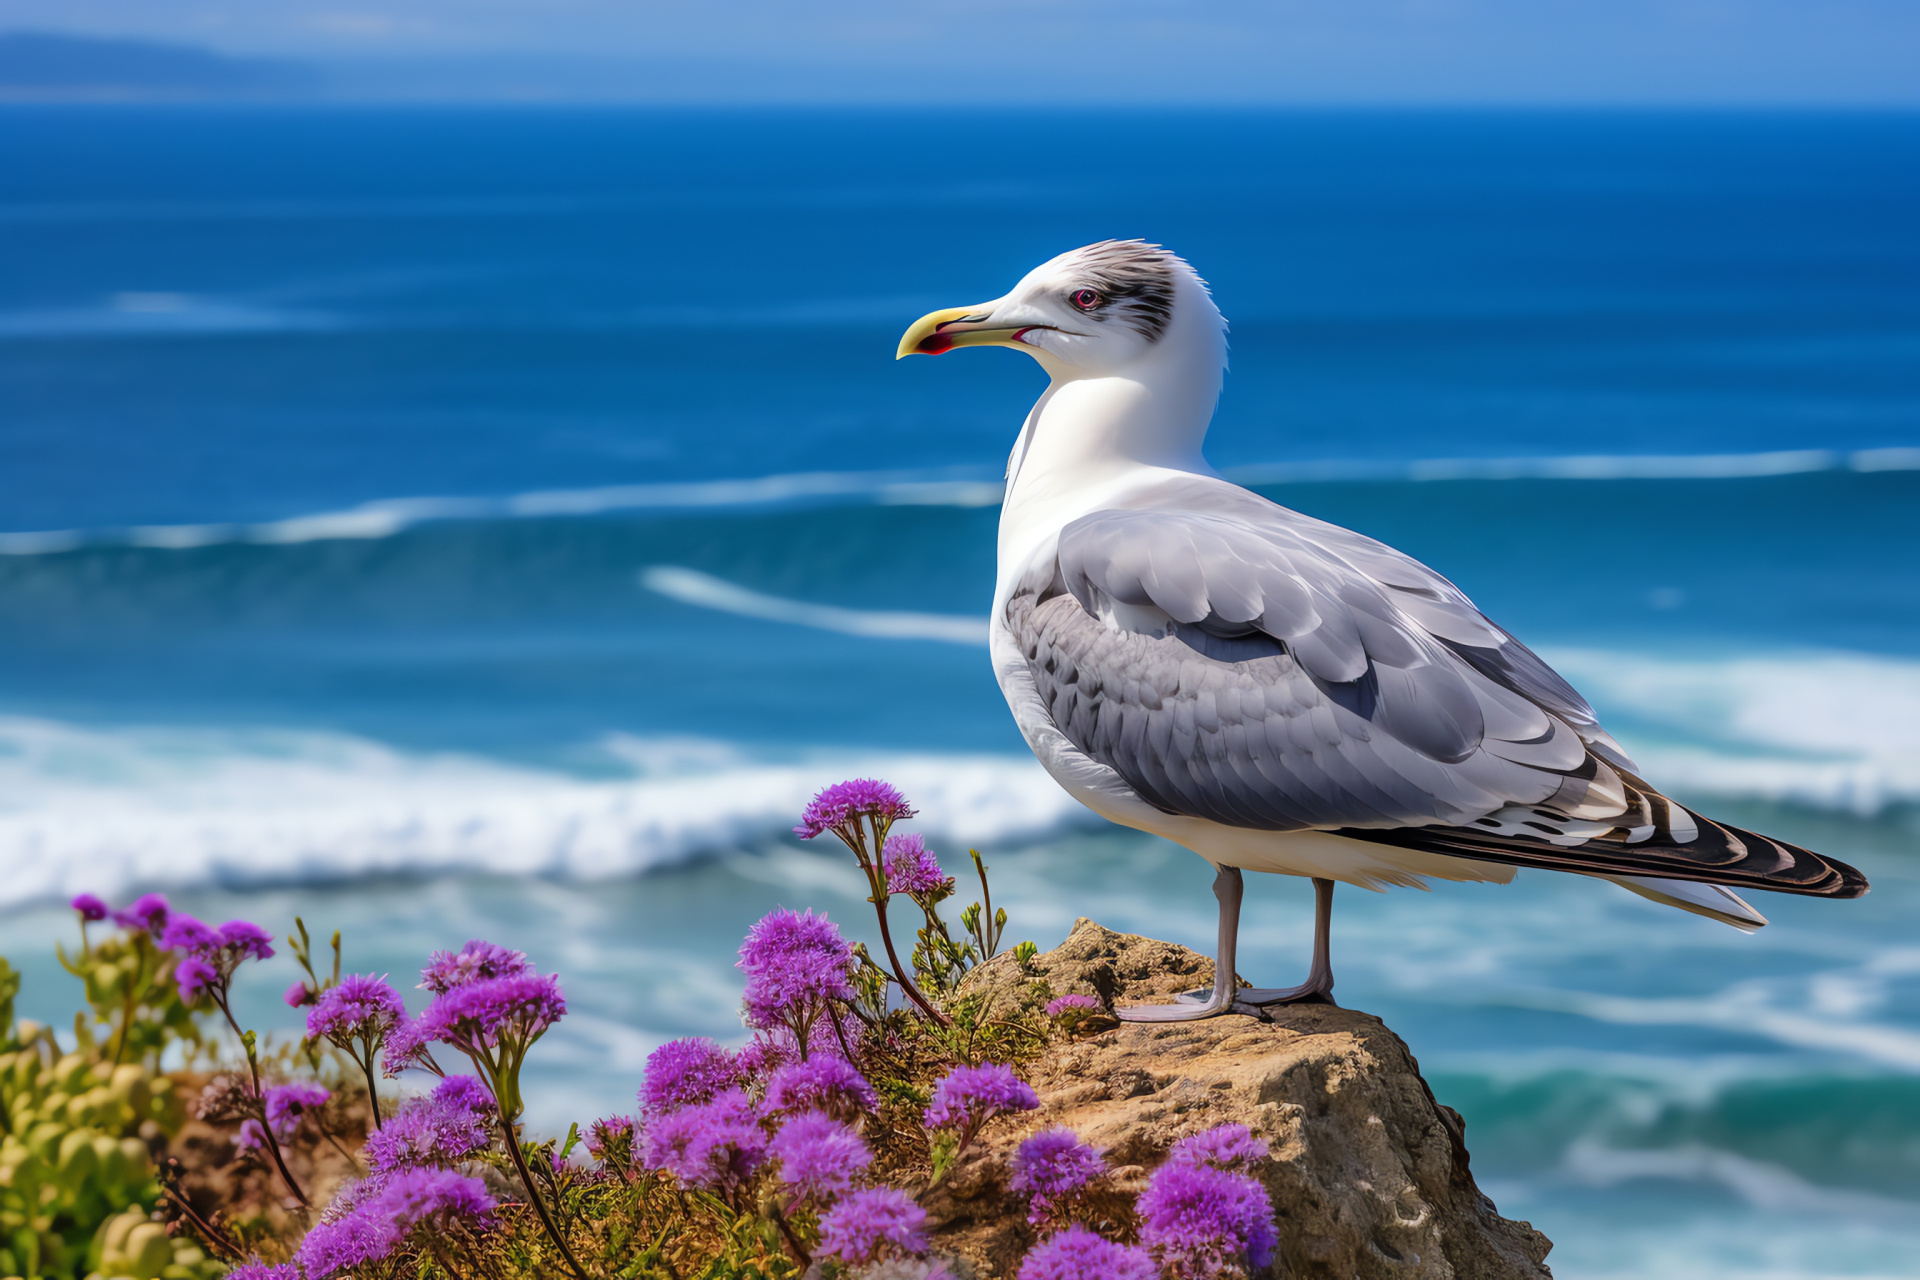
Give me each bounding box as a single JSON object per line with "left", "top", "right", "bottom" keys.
{"left": 2, "top": 106, "right": 1917, "bottom": 1278}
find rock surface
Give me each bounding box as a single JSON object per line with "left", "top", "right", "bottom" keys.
{"left": 925, "top": 919, "right": 1553, "bottom": 1280}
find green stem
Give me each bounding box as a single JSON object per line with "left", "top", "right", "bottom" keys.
{"left": 499, "top": 1114, "right": 592, "bottom": 1280}
{"left": 215, "top": 993, "right": 309, "bottom": 1208}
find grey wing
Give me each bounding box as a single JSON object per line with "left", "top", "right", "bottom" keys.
{"left": 1008, "top": 476, "right": 1867, "bottom": 899}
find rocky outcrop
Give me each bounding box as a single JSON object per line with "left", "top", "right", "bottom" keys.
{"left": 925, "top": 919, "right": 1553, "bottom": 1280}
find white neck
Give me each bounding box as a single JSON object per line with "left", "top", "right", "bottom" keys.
{"left": 999, "top": 274, "right": 1226, "bottom": 566}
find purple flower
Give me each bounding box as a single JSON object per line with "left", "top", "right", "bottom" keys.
{"left": 298, "top": 1169, "right": 493, "bottom": 1279}
{"left": 735, "top": 1031, "right": 798, "bottom": 1079}
{"left": 1138, "top": 1160, "right": 1279, "bottom": 1279}
{"left": 1010, "top": 1128, "right": 1106, "bottom": 1226}
{"left": 225, "top": 1262, "right": 300, "bottom": 1280}
{"left": 737, "top": 908, "right": 854, "bottom": 1058}
{"left": 414, "top": 971, "right": 565, "bottom": 1121}
{"left": 363, "top": 1075, "right": 495, "bottom": 1174}
{"left": 1019, "top": 1226, "right": 1158, "bottom": 1280}
{"left": 160, "top": 915, "right": 223, "bottom": 955}
{"left": 432, "top": 1072, "right": 495, "bottom": 1115}
{"left": 417, "top": 972, "right": 566, "bottom": 1056}
{"left": 234, "top": 1118, "right": 270, "bottom": 1152}
{"left": 641, "top": 1038, "right": 741, "bottom": 1116}
{"left": 174, "top": 955, "right": 218, "bottom": 1002}
{"left": 817, "top": 1186, "right": 929, "bottom": 1264}
{"left": 219, "top": 919, "right": 276, "bottom": 962}
{"left": 1168, "top": 1123, "right": 1270, "bottom": 1174}
{"left": 71, "top": 894, "right": 108, "bottom": 923}
{"left": 795, "top": 778, "right": 915, "bottom": 840}
{"left": 308, "top": 974, "right": 405, "bottom": 1047}
{"left": 375, "top": 1165, "right": 496, "bottom": 1233}
{"left": 263, "top": 1082, "right": 331, "bottom": 1141}
{"left": 640, "top": 1088, "right": 767, "bottom": 1192}
{"left": 284, "top": 981, "right": 315, "bottom": 1008}
{"left": 160, "top": 913, "right": 274, "bottom": 1002}
{"left": 882, "top": 833, "right": 953, "bottom": 898}
{"left": 769, "top": 1111, "right": 870, "bottom": 1202}
{"left": 923, "top": 1062, "right": 1038, "bottom": 1134}
{"left": 381, "top": 1013, "right": 438, "bottom": 1077}
{"left": 1044, "top": 993, "right": 1101, "bottom": 1017}
{"left": 420, "top": 939, "right": 532, "bottom": 995}
{"left": 111, "top": 892, "right": 169, "bottom": 933}
{"left": 584, "top": 1114, "right": 635, "bottom": 1163}
{"left": 765, "top": 1057, "right": 877, "bottom": 1122}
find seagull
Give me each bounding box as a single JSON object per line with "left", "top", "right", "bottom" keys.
{"left": 897, "top": 240, "right": 1869, "bottom": 1022}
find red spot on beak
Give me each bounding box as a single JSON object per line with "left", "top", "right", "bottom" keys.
{"left": 916, "top": 332, "right": 957, "bottom": 355}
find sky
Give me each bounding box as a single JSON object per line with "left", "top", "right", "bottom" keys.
{"left": 1, "top": 0, "right": 1917, "bottom": 104}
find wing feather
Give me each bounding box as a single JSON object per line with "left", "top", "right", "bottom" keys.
{"left": 1011, "top": 473, "right": 1869, "bottom": 900}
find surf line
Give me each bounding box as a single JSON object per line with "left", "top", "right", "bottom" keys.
{"left": 638, "top": 565, "right": 987, "bottom": 646}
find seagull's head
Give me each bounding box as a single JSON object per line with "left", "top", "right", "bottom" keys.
{"left": 897, "top": 240, "right": 1226, "bottom": 380}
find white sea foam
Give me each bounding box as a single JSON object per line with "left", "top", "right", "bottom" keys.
{"left": 1543, "top": 647, "right": 1920, "bottom": 815}
{"left": 0, "top": 717, "right": 1089, "bottom": 910}
{"left": 640, "top": 565, "right": 986, "bottom": 645}
{"left": 0, "top": 644, "right": 1913, "bottom": 906}
{"left": 5, "top": 447, "right": 1914, "bottom": 556}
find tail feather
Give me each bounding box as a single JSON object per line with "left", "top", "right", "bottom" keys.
{"left": 1336, "top": 805, "right": 1869, "bottom": 901}
{"left": 1607, "top": 875, "right": 1769, "bottom": 932}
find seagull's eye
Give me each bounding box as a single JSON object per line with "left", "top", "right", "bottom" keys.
{"left": 1069, "top": 288, "right": 1103, "bottom": 312}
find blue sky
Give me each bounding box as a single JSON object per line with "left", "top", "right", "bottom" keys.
{"left": 4, "top": 0, "right": 1918, "bottom": 103}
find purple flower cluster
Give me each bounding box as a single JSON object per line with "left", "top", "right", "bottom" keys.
{"left": 413, "top": 972, "right": 566, "bottom": 1058}
{"left": 307, "top": 973, "right": 405, "bottom": 1047}
{"left": 641, "top": 1038, "right": 742, "bottom": 1115}
{"left": 363, "top": 1075, "right": 495, "bottom": 1174}
{"left": 1137, "top": 1144, "right": 1279, "bottom": 1280}
{"left": 111, "top": 892, "right": 170, "bottom": 933}
{"left": 266, "top": 1082, "right": 330, "bottom": 1138}
{"left": 70, "top": 894, "right": 108, "bottom": 923}
{"left": 385, "top": 939, "right": 565, "bottom": 1124}
{"left": 923, "top": 1062, "right": 1039, "bottom": 1136}
{"left": 584, "top": 1114, "right": 636, "bottom": 1164}
{"left": 817, "top": 1186, "right": 929, "bottom": 1265}
{"left": 882, "top": 833, "right": 953, "bottom": 898}
{"left": 769, "top": 1111, "right": 871, "bottom": 1202}
{"left": 737, "top": 908, "right": 854, "bottom": 1058}
{"left": 159, "top": 913, "right": 275, "bottom": 1003}
{"left": 1009, "top": 1128, "right": 1106, "bottom": 1226}
{"left": 298, "top": 1168, "right": 494, "bottom": 1278}
{"left": 795, "top": 778, "right": 915, "bottom": 841}
{"left": 1043, "top": 993, "right": 1101, "bottom": 1018}
{"left": 765, "top": 1056, "right": 877, "bottom": 1122}
{"left": 640, "top": 1088, "right": 767, "bottom": 1193}
{"left": 1019, "top": 1225, "right": 1158, "bottom": 1280}
{"left": 381, "top": 1014, "right": 438, "bottom": 1078}
{"left": 420, "top": 939, "right": 530, "bottom": 994}
{"left": 225, "top": 1263, "right": 299, "bottom": 1280}
{"left": 237, "top": 1082, "right": 330, "bottom": 1152}
{"left": 1168, "top": 1123, "right": 1270, "bottom": 1174}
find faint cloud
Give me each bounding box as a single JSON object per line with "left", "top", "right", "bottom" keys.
{"left": 307, "top": 12, "right": 405, "bottom": 38}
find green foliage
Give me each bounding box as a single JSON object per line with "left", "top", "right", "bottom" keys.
{"left": 0, "top": 1038, "right": 196, "bottom": 1280}
{"left": 0, "top": 917, "right": 215, "bottom": 1280}
{"left": 55, "top": 931, "right": 202, "bottom": 1072}
{"left": 86, "top": 1206, "right": 220, "bottom": 1280}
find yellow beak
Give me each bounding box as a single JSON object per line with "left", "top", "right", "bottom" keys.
{"left": 896, "top": 304, "right": 1028, "bottom": 359}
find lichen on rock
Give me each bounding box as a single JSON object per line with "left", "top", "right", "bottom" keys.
{"left": 926, "top": 918, "right": 1553, "bottom": 1279}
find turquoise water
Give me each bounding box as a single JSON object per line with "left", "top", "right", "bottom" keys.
{"left": 2, "top": 107, "right": 1918, "bottom": 1278}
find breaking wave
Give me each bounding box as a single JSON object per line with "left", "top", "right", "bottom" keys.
{"left": 0, "top": 717, "right": 1089, "bottom": 910}
{"left": 6, "top": 449, "right": 1919, "bottom": 557}
{"left": 0, "top": 644, "right": 1914, "bottom": 907}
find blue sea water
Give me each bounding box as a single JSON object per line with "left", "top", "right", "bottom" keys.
{"left": 2, "top": 107, "right": 1918, "bottom": 1278}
